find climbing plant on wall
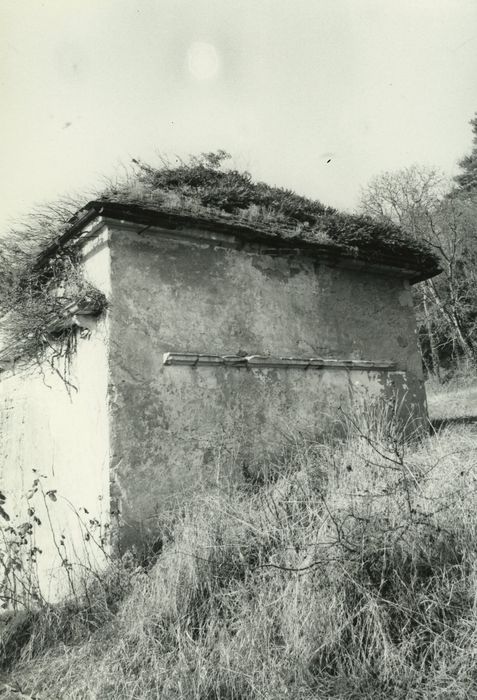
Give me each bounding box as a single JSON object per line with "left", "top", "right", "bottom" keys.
{"left": 0, "top": 198, "right": 107, "bottom": 375}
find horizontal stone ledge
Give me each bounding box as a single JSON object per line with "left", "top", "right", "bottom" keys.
{"left": 162, "top": 352, "right": 397, "bottom": 371}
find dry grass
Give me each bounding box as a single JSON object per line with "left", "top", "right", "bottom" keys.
{"left": 427, "top": 374, "right": 477, "bottom": 422}
{"left": 2, "top": 410, "right": 477, "bottom": 699}
{"left": 0, "top": 150, "right": 439, "bottom": 367}
{"left": 101, "top": 152, "right": 439, "bottom": 275}
{"left": 0, "top": 195, "right": 107, "bottom": 367}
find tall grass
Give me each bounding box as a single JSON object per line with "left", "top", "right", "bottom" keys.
{"left": 427, "top": 371, "right": 477, "bottom": 423}
{"left": 2, "top": 415, "right": 477, "bottom": 699}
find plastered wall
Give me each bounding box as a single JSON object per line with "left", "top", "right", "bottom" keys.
{"left": 0, "top": 219, "right": 429, "bottom": 580}
{"left": 0, "top": 229, "right": 111, "bottom": 602}
{"left": 108, "top": 224, "right": 427, "bottom": 544}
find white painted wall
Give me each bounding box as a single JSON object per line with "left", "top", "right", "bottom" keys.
{"left": 0, "top": 224, "right": 111, "bottom": 603}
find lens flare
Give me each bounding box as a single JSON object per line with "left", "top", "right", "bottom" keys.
{"left": 187, "top": 42, "right": 219, "bottom": 81}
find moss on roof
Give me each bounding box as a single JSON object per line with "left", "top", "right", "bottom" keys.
{"left": 0, "top": 151, "right": 441, "bottom": 365}
{"left": 90, "top": 151, "right": 440, "bottom": 280}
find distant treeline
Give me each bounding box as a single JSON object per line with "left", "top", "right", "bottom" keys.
{"left": 359, "top": 112, "right": 477, "bottom": 381}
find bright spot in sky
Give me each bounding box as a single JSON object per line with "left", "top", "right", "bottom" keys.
{"left": 187, "top": 42, "right": 220, "bottom": 81}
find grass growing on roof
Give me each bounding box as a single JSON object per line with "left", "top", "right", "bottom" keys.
{"left": 102, "top": 150, "right": 439, "bottom": 272}
{"left": 0, "top": 150, "right": 439, "bottom": 369}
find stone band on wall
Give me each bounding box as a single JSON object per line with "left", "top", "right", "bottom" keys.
{"left": 162, "top": 352, "right": 397, "bottom": 371}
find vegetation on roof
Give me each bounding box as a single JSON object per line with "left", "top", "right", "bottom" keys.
{"left": 101, "top": 151, "right": 439, "bottom": 273}
{"left": 0, "top": 150, "right": 439, "bottom": 370}
{"left": 0, "top": 200, "right": 106, "bottom": 373}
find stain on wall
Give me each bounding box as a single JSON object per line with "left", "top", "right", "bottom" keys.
{"left": 0, "top": 218, "right": 429, "bottom": 578}
{"left": 108, "top": 224, "right": 426, "bottom": 543}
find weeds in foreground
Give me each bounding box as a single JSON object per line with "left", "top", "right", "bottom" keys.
{"left": 2, "top": 416, "right": 477, "bottom": 699}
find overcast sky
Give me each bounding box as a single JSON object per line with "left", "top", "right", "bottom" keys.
{"left": 1, "top": 0, "right": 477, "bottom": 231}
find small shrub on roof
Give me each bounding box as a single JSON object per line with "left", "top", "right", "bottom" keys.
{"left": 102, "top": 150, "right": 439, "bottom": 272}
{"left": 0, "top": 150, "right": 439, "bottom": 369}
{"left": 130, "top": 150, "right": 333, "bottom": 219}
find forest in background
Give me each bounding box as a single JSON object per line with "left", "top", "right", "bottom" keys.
{"left": 359, "top": 113, "right": 477, "bottom": 383}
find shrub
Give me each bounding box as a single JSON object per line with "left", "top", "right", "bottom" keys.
{"left": 0, "top": 198, "right": 107, "bottom": 371}
{"left": 2, "top": 411, "right": 477, "bottom": 699}
{"left": 0, "top": 151, "right": 438, "bottom": 369}
{"left": 103, "top": 151, "right": 439, "bottom": 274}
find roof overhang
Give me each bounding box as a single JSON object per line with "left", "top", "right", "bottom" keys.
{"left": 42, "top": 200, "right": 442, "bottom": 284}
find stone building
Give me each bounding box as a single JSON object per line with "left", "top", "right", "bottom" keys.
{"left": 0, "top": 199, "right": 440, "bottom": 598}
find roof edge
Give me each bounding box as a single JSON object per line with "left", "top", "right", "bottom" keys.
{"left": 53, "top": 200, "right": 442, "bottom": 283}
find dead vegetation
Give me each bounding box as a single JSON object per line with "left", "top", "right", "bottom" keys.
{"left": 0, "top": 197, "right": 107, "bottom": 371}
{"left": 1, "top": 406, "right": 477, "bottom": 699}
{"left": 0, "top": 151, "right": 439, "bottom": 370}
{"left": 102, "top": 151, "right": 439, "bottom": 273}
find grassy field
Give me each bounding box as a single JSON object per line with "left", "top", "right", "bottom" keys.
{"left": 2, "top": 387, "right": 477, "bottom": 699}
{"left": 427, "top": 377, "right": 477, "bottom": 425}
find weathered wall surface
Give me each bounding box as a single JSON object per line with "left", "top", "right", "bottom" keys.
{"left": 108, "top": 224, "right": 426, "bottom": 543}
{"left": 0, "top": 229, "right": 111, "bottom": 602}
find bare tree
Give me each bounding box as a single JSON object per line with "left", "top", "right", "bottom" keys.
{"left": 359, "top": 166, "right": 477, "bottom": 375}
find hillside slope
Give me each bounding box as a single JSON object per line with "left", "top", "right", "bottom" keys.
{"left": 2, "top": 402, "right": 477, "bottom": 699}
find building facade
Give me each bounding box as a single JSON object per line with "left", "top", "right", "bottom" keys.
{"left": 0, "top": 201, "right": 439, "bottom": 598}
